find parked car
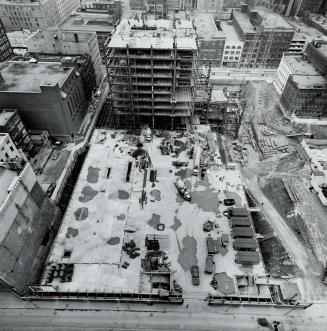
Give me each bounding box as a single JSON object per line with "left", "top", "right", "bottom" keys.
{"left": 224, "top": 198, "right": 235, "bottom": 206}
{"left": 205, "top": 255, "right": 215, "bottom": 274}
{"left": 191, "top": 265, "right": 200, "bottom": 285}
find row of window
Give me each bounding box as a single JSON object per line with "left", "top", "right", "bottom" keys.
{"left": 225, "top": 45, "right": 242, "bottom": 49}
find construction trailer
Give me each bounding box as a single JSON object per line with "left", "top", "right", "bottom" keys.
{"left": 232, "top": 238, "right": 258, "bottom": 251}
{"left": 230, "top": 207, "right": 249, "bottom": 218}
{"left": 105, "top": 18, "right": 198, "bottom": 130}
{"left": 231, "top": 226, "right": 255, "bottom": 238}
{"left": 235, "top": 251, "right": 260, "bottom": 265}
{"left": 230, "top": 217, "right": 252, "bottom": 227}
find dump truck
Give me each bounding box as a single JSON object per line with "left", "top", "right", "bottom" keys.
{"left": 192, "top": 146, "right": 202, "bottom": 176}
{"left": 175, "top": 178, "right": 191, "bottom": 201}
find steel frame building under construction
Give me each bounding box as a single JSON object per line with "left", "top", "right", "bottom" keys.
{"left": 105, "top": 18, "right": 198, "bottom": 130}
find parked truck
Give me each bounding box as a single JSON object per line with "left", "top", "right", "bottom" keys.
{"left": 175, "top": 177, "right": 191, "bottom": 201}
{"left": 192, "top": 146, "right": 202, "bottom": 176}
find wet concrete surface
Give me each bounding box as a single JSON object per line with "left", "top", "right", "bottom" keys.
{"left": 177, "top": 235, "right": 198, "bottom": 271}
{"left": 74, "top": 207, "right": 89, "bottom": 221}
{"left": 66, "top": 227, "right": 79, "bottom": 238}
{"left": 225, "top": 192, "right": 243, "bottom": 207}
{"left": 194, "top": 177, "right": 210, "bottom": 189}
{"left": 170, "top": 216, "right": 181, "bottom": 232}
{"left": 107, "top": 237, "right": 120, "bottom": 245}
{"left": 148, "top": 213, "right": 161, "bottom": 229}
{"left": 175, "top": 168, "right": 192, "bottom": 179}
{"left": 118, "top": 190, "right": 129, "bottom": 200}
{"left": 150, "top": 189, "right": 161, "bottom": 201}
{"left": 189, "top": 187, "right": 219, "bottom": 213}
{"left": 117, "top": 213, "right": 126, "bottom": 221}
{"left": 79, "top": 186, "right": 98, "bottom": 203}
{"left": 87, "top": 166, "right": 100, "bottom": 184}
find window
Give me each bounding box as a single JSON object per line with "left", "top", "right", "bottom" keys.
{"left": 10, "top": 146, "right": 14, "bottom": 152}
{"left": 5, "top": 152, "right": 9, "bottom": 158}
{"left": 63, "top": 250, "right": 72, "bottom": 258}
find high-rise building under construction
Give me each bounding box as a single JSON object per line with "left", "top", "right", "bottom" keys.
{"left": 105, "top": 18, "right": 198, "bottom": 129}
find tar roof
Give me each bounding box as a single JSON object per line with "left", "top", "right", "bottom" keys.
{"left": 220, "top": 21, "right": 242, "bottom": 42}
{"left": 109, "top": 19, "right": 197, "bottom": 50}
{"left": 0, "top": 62, "right": 73, "bottom": 93}
{"left": 60, "top": 14, "right": 113, "bottom": 33}
{"left": 194, "top": 14, "right": 225, "bottom": 39}
{"left": 292, "top": 74, "right": 326, "bottom": 89}
{"left": 284, "top": 55, "right": 321, "bottom": 76}
{"left": 0, "top": 110, "right": 15, "bottom": 126}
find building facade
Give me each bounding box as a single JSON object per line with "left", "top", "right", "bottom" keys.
{"left": 0, "top": 133, "right": 22, "bottom": 162}
{"left": 106, "top": 19, "right": 198, "bottom": 129}
{"left": 0, "top": 161, "right": 60, "bottom": 293}
{"left": 194, "top": 14, "right": 225, "bottom": 67}
{"left": 129, "top": 0, "right": 146, "bottom": 10}
{"left": 233, "top": 7, "right": 295, "bottom": 68}
{"left": 0, "top": 18, "right": 14, "bottom": 62}
{"left": 0, "top": 109, "right": 33, "bottom": 156}
{"left": 26, "top": 28, "right": 103, "bottom": 85}
{"left": 0, "top": 0, "right": 80, "bottom": 32}
{"left": 305, "top": 40, "right": 327, "bottom": 75}
{"left": 0, "top": 61, "right": 86, "bottom": 139}
{"left": 147, "top": 0, "right": 168, "bottom": 19}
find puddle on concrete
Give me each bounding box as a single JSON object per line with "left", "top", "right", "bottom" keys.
{"left": 148, "top": 213, "right": 161, "bottom": 229}
{"left": 177, "top": 235, "right": 198, "bottom": 271}
{"left": 66, "top": 227, "right": 79, "bottom": 238}
{"left": 117, "top": 213, "right": 126, "bottom": 221}
{"left": 107, "top": 237, "right": 120, "bottom": 245}
{"left": 74, "top": 207, "right": 89, "bottom": 221}
{"left": 87, "top": 166, "right": 100, "bottom": 184}
{"left": 184, "top": 179, "right": 192, "bottom": 190}
{"left": 175, "top": 168, "right": 192, "bottom": 179}
{"left": 118, "top": 190, "right": 129, "bottom": 200}
{"left": 170, "top": 216, "right": 181, "bottom": 232}
{"left": 219, "top": 245, "right": 228, "bottom": 256}
{"left": 150, "top": 189, "right": 161, "bottom": 201}
{"left": 189, "top": 187, "right": 219, "bottom": 213}
{"left": 225, "top": 192, "right": 243, "bottom": 207}
{"left": 79, "top": 186, "right": 98, "bottom": 203}
{"left": 175, "top": 192, "right": 185, "bottom": 203}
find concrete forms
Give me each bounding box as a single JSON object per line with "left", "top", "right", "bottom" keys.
{"left": 26, "top": 28, "right": 103, "bottom": 86}
{"left": 0, "top": 18, "right": 13, "bottom": 62}
{"left": 0, "top": 61, "right": 86, "bottom": 139}
{"left": 194, "top": 14, "right": 225, "bottom": 66}
{"left": 0, "top": 109, "right": 33, "bottom": 156}
{"left": 105, "top": 19, "right": 198, "bottom": 130}
{"left": 0, "top": 162, "right": 60, "bottom": 293}
{"left": 232, "top": 8, "right": 295, "bottom": 68}
{"left": 0, "top": 0, "right": 80, "bottom": 32}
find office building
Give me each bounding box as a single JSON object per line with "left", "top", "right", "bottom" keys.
{"left": 232, "top": 6, "right": 295, "bottom": 68}
{"left": 194, "top": 14, "right": 225, "bottom": 67}
{"left": 0, "top": 61, "right": 86, "bottom": 139}
{"left": 26, "top": 28, "right": 103, "bottom": 85}
{"left": 147, "top": 0, "right": 168, "bottom": 19}
{"left": 0, "top": 132, "right": 22, "bottom": 162}
{"left": 0, "top": 0, "right": 80, "bottom": 32}
{"left": 105, "top": 18, "right": 198, "bottom": 129}
{"left": 129, "top": 0, "right": 146, "bottom": 10}
{"left": 0, "top": 109, "right": 33, "bottom": 156}
{"left": 0, "top": 18, "right": 14, "bottom": 62}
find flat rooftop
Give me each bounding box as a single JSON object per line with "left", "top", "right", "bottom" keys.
{"left": 292, "top": 74, "right": 326, "bottom": 89}
{"left": 220, "top": 21, "right": 242, "bottom": 42}
{"left": 284, "top": 54, "right": 321, "bottom": 76}
{"left": 194, "top": 14, "right": 225, "bottom": 39}
{"left": 0, "top": 166, "right": 17, "bottom": 210}
{"left": 233, "top": 9, "right": 294, "bottom": 34}
{"left": 0, "top": 62, "right": 72, "bottom": 93}
{"left": 46, "top": 129, "right": 267, "bottom": 297}
{"left": 109, "top": 19, "right": 197, "bottom": 50}
{"left": 28, "top": 29, "right": 94, "bottom": 44}
{"left": 0, "top": 110, "right": 15, "bottom": 126}
{"left": 309, "top": 14, "right": 327, "bottom": 30}
{"left": 286, "top": 19, "right": 325, "bottom": 41}
{"left": 59, "top": 13, "right": 113, "bottom": 32}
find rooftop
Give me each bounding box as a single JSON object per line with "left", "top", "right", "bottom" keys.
{"left": 109, "top": 19, "right": 197, "bottom": 50}
{"left": 59, "top": 13, "right": 114, "bottom": 33}
{"left": 0, "top": 61, "right": 73, "bottom": 93}
{"left": 284, "top": 54, "right": 321, "bottom": 76}
{"left": 220, "top": 21, "right": 242, "bottom": 42}
{"left": 0, "top": 166, "right": 17, "bottom": 209}
{"left": 233, "top": 9, "right": 294, "bottom": 34}
{"left": 292, "top": 74, "right": 326, "bottom": 88}
{"left": 309, "top": 14, "right": 327, "bottom": 30}
{"left": 286, "top": 19, "right": 326, "bottom": 41}
{"left": 0, "top": 110, "right": 15, "bottom": 127}
{"left": 194, "top": 14, "right": 225, "bottom": 39}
